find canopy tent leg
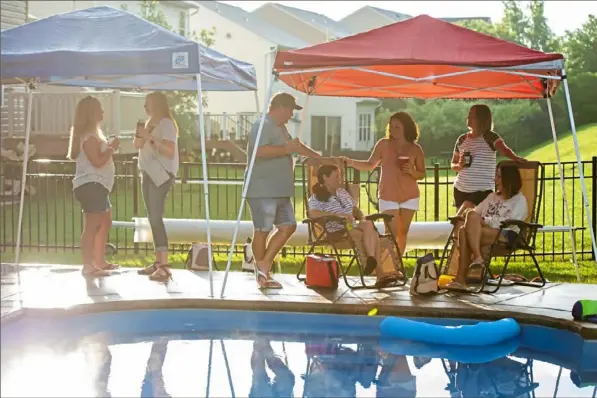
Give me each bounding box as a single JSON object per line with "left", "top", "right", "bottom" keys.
{"left": 553, "top": 366, "right": 562, "bottom": 397}
{"left": 14, "top": 86, "right": 33, "bottom": 277}
{"left": 206, "top": 339, "right": 214, "bottom": 397}
{"left": 562, "top": 70, "right": 597, "bottom": 263}
{"left": 196, "top": 45, "right": 214, "bottom": 297}
{"left": 220, "top": 340, "right": 236, "bottom": 398}
{"left": 220, "top": 72, "right": 277, "bottom": 298}
{"left": 546, "top": 97, "right": 580, "bottom": 281}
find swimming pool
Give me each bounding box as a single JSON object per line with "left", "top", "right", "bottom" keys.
{"left": 2, "top": 309, "right": 596, "bottom": 397}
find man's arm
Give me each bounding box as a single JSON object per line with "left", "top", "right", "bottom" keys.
{"left": 295, "top": 140, "right": 322, "bottom": 159}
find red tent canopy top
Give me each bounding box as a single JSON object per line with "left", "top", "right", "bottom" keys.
{"left": 274, "top": 15, "right": 564, "bottom": 99}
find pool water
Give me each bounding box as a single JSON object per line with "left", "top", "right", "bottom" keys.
{"left": 1, "top": 309, "right": 596, "bottom": 397}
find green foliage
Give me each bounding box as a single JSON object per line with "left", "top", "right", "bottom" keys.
{"left": 563, "top": 15, "right": 597, "bottom": 74}
{"left": 122, "top": 0, "right": 216, "bottom": 153}
{"left": 377, "top": 1, "right": 595, "bottom": 158}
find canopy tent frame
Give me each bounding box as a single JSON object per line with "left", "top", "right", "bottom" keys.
{"left": 219, "top": 34, "right": 596, "bottom": 296}
{"left": 1, "top": 6, "right": 258, "bottom": 298}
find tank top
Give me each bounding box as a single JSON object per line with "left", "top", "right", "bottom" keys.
{"left": 72, "top": 133, "right": 115, "bottom": 192}
{"left": 378, "top": 139, "right": 420, "bottom": 203}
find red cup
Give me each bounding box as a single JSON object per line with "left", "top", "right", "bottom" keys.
{"left": 397, "top": 156, "right": 410, "bottom": 167}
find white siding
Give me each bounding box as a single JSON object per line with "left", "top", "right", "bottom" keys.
{"left": 1, "top": 0, "right": 28, "bottom": 30}
{"left": 339, "top": 7, "right": 395, "bottom": 34}
{"left": 28, "top": 1, "right": 187, "bottom": 34}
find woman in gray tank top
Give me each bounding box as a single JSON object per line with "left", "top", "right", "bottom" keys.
{"left": 67, "top": 96, "right": 120, "bottom": 278}
{"left": 133, "top": 92, "right": 179, "bottom": 282}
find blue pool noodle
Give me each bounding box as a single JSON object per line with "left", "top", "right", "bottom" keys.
{"left": 379, "top": 317, "right": 521, "bottom": 346}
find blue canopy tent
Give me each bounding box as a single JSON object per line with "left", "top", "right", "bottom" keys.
{"left": 0, "top": 6, "right": 258, "bottom": 295}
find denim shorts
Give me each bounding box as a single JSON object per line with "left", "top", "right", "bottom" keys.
{"left": 247, "top": 197, "right": 296, "bottom": 232}
{"left": 74, "top": 182, "right": 110, "bottom": 213}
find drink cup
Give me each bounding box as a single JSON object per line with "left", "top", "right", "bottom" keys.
{"left": 397, "top": 156, "right": 410, "bottom": 167}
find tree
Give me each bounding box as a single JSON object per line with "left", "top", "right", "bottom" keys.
{"left": 563, "top": 15, "right": 597, "bottom": 74}
{"left": 122, "top": 1, "right": 216, "bottom": 153}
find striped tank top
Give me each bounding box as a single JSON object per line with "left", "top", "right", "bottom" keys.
{"left": 453, "top": 131, "right": 501, "bottom": 193}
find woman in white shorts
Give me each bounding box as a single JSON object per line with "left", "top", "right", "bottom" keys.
{"left": 342, "top": 112, "right": 426, "bottom": 254}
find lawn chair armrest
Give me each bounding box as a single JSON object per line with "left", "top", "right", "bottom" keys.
{"left": 307, "top": 215, "right": 348, "bottom": 225}
{"left": 365, "top": 213, "right": 394, "bottom": 222}
{"left": 500, "top": 219, "right": 543, "bottom": 230}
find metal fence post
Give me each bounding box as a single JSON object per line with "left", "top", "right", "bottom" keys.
{"left": 133, "top": 157, "right": 139, "bottom": 255}
{"left": 591, "top": 156, "right": 597, "bottom": 261}
{"left": 434, "top": 162, "right": 440, "bottom": 258}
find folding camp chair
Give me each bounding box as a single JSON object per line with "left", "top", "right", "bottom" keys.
{"left": 447, "top": 357, "right": 539, "bottom": 398}
{"left": 438, "top": 161, "right": 546, "bottom": 294}
{"left": 296, "top": 157, "right": 407, "bottom": 290}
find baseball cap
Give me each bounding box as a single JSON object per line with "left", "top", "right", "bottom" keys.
{"left": 270, "top": 92, "right": 303, "bottom": 111}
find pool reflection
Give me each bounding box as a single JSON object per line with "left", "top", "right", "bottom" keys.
{"left": 1, "top": 333, "right": 595, "bottom": 398}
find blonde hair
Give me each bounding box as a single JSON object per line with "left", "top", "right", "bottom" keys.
{"left": 67, "top": 96, "right": 104, "bottom": 160}
{"left": 147, "top": 91, "right": 179, "bottom": 135}
{"left": 470, "top": 104, "right": 494, "bottom": 133}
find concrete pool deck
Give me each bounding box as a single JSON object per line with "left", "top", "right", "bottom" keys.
{"left": 2, "top": 263, "right": 596, "bottom": 338}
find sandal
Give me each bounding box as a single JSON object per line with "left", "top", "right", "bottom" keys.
{"left": 363, "top": 256, "right": 377, "bottom": 275}
{"left": 444, "top": 281, "right": 475, "bottom": 292}
{"left": 253, "top": 265, "right": 282, "bottom": 289}
{"left": 375, "top": 276, "right": 396, "bottom": 289}
{"left": 149, "top": 265, "right": 173, "bottom": 282}
{"left": 98, "top": 262, "right": 120, "bottom": 271}
{"left": 466, "top": 262, "right": 486, "bottom": 284}
{"left": 82, "top": 268, "right": 111, "bottom": 278}
{"left": 138, "top": 262, "right": 159, "bottom": 275}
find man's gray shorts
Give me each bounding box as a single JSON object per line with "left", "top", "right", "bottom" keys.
{"left": 247, "top": 198, "right": 297, "bottom": 232}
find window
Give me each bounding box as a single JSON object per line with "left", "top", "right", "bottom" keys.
{"left": 358, "top": 113, "right": 372, "bottom": 142}
{"left": 178, "top": 11, "right": 186, "bottom": 36}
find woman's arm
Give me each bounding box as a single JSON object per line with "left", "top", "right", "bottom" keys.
{"left": 133, "top": 136, "right": 146, "bottom": 150}
{"left": 82, "top": 136, "right": 114, "bottom": 168}
{"left": 404, "top": 144, "right": 426, "bottom": 180}
{"left": 353, "top": 206, "right": 365, "bottom": 221}
{"left": 151, "top": 139, "right": 176, "bottom": 159}
{"left": 342, "top": 140, "right": 384, "bottom": 171}
{"left": 495, "top": 139, "right": 525, "bottom": 162}
{"left": 308, "top": 208, "right": 353, "bottom": 221}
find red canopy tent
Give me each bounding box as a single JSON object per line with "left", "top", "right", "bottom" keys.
{"left": 220, "top": 15, "right": 595, "bottom": 296}
{"left": 274, "top": 14, "right": 563, "bottom": 99}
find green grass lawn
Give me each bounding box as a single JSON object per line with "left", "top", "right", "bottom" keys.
{"left": 521, "top": 123, "right": 597, "bottom": 163}
{"left": 1, "top": 124, "right": 595, "bottom": 277}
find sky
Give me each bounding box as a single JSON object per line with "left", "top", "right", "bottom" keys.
{"left": 220, "top": 1, "right": 596, "bottom": 36}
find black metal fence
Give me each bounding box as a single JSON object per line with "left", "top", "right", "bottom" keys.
{"left": 1, "top": 157, "right": 595, "bottom": 261}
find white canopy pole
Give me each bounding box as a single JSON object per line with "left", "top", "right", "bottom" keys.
{"left": 220, "top": 72, "right": 277, "bottom": 298}
{"left": 14, "top": 85, "right": 33, "bottom": 273}
{"left": 546, "top": 96, "right": 580, "bottom": 281}
{"left": 561, "top": 69, "right": 597, "bottom": 262}
{"left": 196, "top": 46, "right": 214, "bottom": 297}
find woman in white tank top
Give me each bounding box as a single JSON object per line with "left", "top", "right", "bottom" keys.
{"left": 67, "top": 96, "right": 120, "bottom": 278}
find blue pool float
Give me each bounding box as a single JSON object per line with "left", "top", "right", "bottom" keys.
{"left": 379, "top": 317, "right": 521, "bottom": 346}
{"left": 379, "top": 337, "right": 520, "bottom": 364}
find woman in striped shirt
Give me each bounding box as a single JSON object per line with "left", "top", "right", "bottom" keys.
{"left": 308, "top": 164, "right": 389, "bottom": 284}
{"left": 451, "top": 104, "right": 525, "bottom": 216}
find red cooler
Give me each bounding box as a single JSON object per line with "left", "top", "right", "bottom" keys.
{"left": 305, "top": 254, "right": 339, "bottom": 289}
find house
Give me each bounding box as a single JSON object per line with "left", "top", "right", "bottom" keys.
{"left": 190, "top": 1, "right": 379, "bottom": 154}
{"left": 340, "top": 5, "right": 491, "bottom": 34}
{"left": 28, "top": 1, "right": 195, "bottom": 36}
{"left": 252, "top": 2, "right": 352, "bottom": 43}
{"left": 1, "top": 0, "right": 29, "bottom": 30}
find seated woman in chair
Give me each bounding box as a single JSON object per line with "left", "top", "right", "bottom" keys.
{"left": 308, "top": 164, "right": 388, "bottom": 284}
{"left": 448, "top": 164, "right": 527, "bottom": 290}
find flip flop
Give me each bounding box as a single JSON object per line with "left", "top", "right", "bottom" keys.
{"left": 99, "top": 262, "right": 120, "bottom": 271}
{"left": 444, "top": 281, "right": 475, "bottom": 292}
{"left": 149, "top": 266, "right": 173, "bottom": 283}
{"left": 82, "top": 268, "right": 111, "bottom": 278}
{"left": 138, "top": 262, "right": 159, "bottom": 275}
